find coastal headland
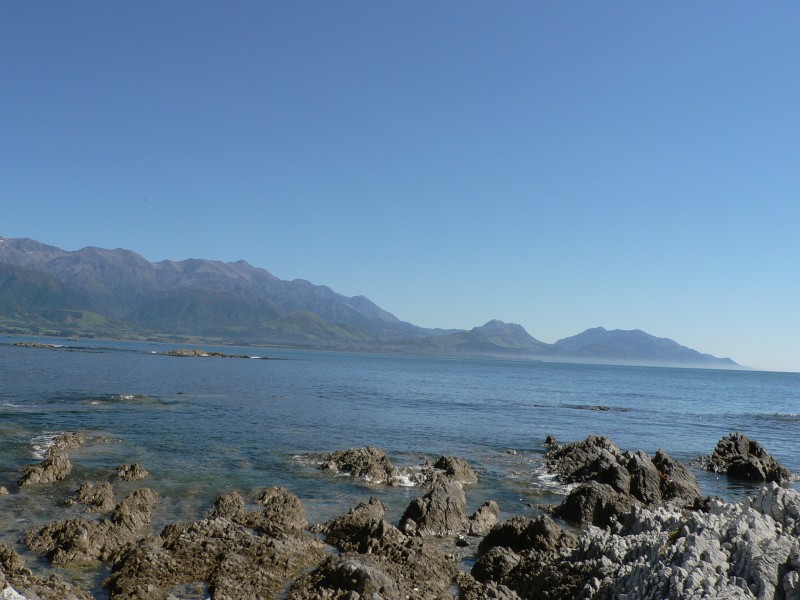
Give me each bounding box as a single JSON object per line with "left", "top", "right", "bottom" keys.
{"left": 1, "top": 431, "right": 797, "bottom": 599}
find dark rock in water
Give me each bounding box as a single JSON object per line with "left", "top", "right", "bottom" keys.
{"left": 545, "top": 434, "right": 622, "bottom": 483}
{"left": 68, "top": 481, "right": 116, "bottom": 513}
{"left": 696, "top": 431, "right": 793, "bottom": 483}
{"left": 106, "top": 489, "right": 325, "bottom": 600}
{"left": 433, "top": 455, "right": 479, "bottom": 484}
{"left": 116, "top": 463, "right": 149, "bottom": 482}
{"left": 317, "top": 496, "right": 388, "bottom": 552}
{"left": 652, "top": 448, "right": 703, "bottom": 504}
{"left": 26, "top": 488, "right": 159, "bottom": 565}
{"left": 400, "top": 480, "right": 467, "bottom": 537}
{"left": 468, "top": 500, "right": 500, "bottom": 536}
{"left": 19, "top": 432, "right": 87, "bottom": 487}
{"left": 319, "top": 446, "right": 396, "bottom": 484}
{"left": 0, "top": 542, "right": 94, "bottom": 600}
{"left": 18, "top": 452, "right": 73, "bottom": 486}
{"left": 545, "top": 435, "right": 701, "bottom": 528}
{"left": 249, "top": 486, "right": 308, "bottom": 534}
{"left": 49, "top": 432, "right": 87, "bottom": 455}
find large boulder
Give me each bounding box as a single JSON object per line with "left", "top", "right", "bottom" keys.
{"left": 545, "top": 435, "right": 701, "bottom": 528}
{"left": 116, "top": 463, "right": 149, "bottom": 482}
{"left": 432, "top": 455, "right": 479, "bottom": 484}
{"left": 67, "top": 481, "right": 116, "bottom": 513}
{"left": 19, "top": 453, "right": 73, "bottom": 486}
{"left": 468, "top": 500, "right": 501, "bottom": 536}
{"left": 317, "top": 496, "right": 389, "bottom": 551}
{"left": 319, "top": 447, "right": 396, "bottom": 484}
{"left": 400, "top": 480, "right": 467, "bottom": 536}
{"left": 697, "top": 432, "right": 793, "bottom": 483}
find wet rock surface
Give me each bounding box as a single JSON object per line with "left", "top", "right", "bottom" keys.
{"left": 696, "top": 431, "right": 794, "bottom": 483}
{"left": 116, "top": 464, "right": 149, "bottom": 482}
{"left": 25, "top": 488, "right": 159, "bottom": 565}
{"left": 319, "top": 447, "right": 396, "bottom": 485}
{"left": 18, "top": 432, "right": 87, "bottom": 487}
{"left": 67, "top": 481, "right": 116, "bottom": 513}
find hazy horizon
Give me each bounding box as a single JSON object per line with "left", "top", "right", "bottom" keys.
{"left": 2, "top": 3, "right": 799, "bottom": 372}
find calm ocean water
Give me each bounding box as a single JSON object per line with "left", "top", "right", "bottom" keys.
{"left": 1, "top": 334, "right": 799, "bottom": 582}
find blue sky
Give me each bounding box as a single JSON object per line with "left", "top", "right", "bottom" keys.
{"left": 2, "top": 2, "right": 799, "bottom": 371}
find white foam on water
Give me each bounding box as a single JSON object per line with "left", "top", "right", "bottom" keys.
{"left": 29, "top": 432, "right": 60, "bottom": 459}
{"left": 532, "top": 465, "right": 577, "bottom": 495}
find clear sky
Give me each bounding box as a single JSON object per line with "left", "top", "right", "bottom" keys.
{"left": 2, "top": 2, "right": 799, "bottom": 372}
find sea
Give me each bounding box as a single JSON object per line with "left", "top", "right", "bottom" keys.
{"left": 1, "top": 334, "right": 799, "bottom": 593}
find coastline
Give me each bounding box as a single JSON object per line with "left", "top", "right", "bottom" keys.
{"left": 1, "top": 432, "right": 798, "bottom": 599}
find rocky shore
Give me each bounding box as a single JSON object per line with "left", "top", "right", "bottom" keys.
{"left": 1, "top": 431, "right": 797, "bottom": 599}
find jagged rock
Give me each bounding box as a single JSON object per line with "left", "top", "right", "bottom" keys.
{"left": 116, "top": 463, "right": 149, "bottom": 482}
{"left": 106, "top": 489, "right": 326, "bottom": 600}
{"left": 473, "top": 483, "right": 800, "bottom": 600}
{"left": 246, "top": 486, "right": 308, "bottom": 534}
{"left": 320, "top": 447, "right": 396, "bottom": 484}
{"left": 208, "top": 491, "right": 246, "bottom": 521}
{"left": 468, "top": 500, "right": 500, "bottom": 536}
{"left": 478, "top": 515, "right": 578, "bottom": 556}
{"left": 0, "top": 487, "right": 9, "bottom": 496}
{"left": 457, "top": 573, "right": 522, "bottom": 600}
{"left": 18, "top": 432, "right": 87, "bottom": 487}
{"left": 400, "top": 480, "right": 467, "bottom": 536}
{"left": 68, "top": 481, "right": 116, "bottom": 513}
{"left": 318, "top": 496, "right": 389, "bottom": 551}
{"left": 18, "top": 453, "right": 73, "bottom": 486}
{"left": 288, "top": 517, "right": 457, "bottom": 599}
{"left": 697, "top": 432, "right": 793, "bottom": 483}
{"left": 433, "top": 455, "right": 478, "bottom": 484}
{"left": 545, "top": 435, "right": 701, "bottom": 528}
{"left": 25, "top": 488, "right": 159, "bottom": 565}
{"left": 553, "top": 481, "right": 637, "bottom": 530}
{"left": 48, "top": 432, "right": 86, "bottom": 455}
{"left": 0, "top": 543, "right": 93, "bottom": 600}
{"left": 545, "top": 435, "right": 622, "bottom": 482}
{"left": 287, "top": 554, "right": 408, "bottom": 599}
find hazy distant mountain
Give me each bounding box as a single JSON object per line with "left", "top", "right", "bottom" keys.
{"left": 552, "top": 327, "right": 739, "bottom": 367}
{"left": 419, "top": 319, "right": 550, "bottom": 356}
{"left": 0, "top": 237, "right": 420, "bottom": 342}
{"left": 0, "top": 237, "right": 741, "bottom": 367}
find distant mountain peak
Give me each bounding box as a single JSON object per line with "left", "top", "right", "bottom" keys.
{"left": 0, "top": 237, "right": 741, "bottom": 368}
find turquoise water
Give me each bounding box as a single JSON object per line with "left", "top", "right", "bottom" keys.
{"left": 1, "top": 335, "right": 798, "bottom": 572}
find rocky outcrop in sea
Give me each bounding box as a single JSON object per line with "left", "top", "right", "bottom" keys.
{"left": 696, "top": 431, "right": 794, "bottom": 484}
{"left": 2, "top": 434, "right": 799, "bottom": 599}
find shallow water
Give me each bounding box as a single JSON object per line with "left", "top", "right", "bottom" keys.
{"left": 1, "top": 335, "right": 798, "bottom": 595}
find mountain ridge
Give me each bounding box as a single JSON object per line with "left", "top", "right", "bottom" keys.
{"left": 0, "top": 237, "right": 741, "bottom": 368}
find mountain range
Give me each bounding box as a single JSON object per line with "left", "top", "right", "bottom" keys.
{"left": 0, "top": 237, "right": 740, "bottom": 368}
